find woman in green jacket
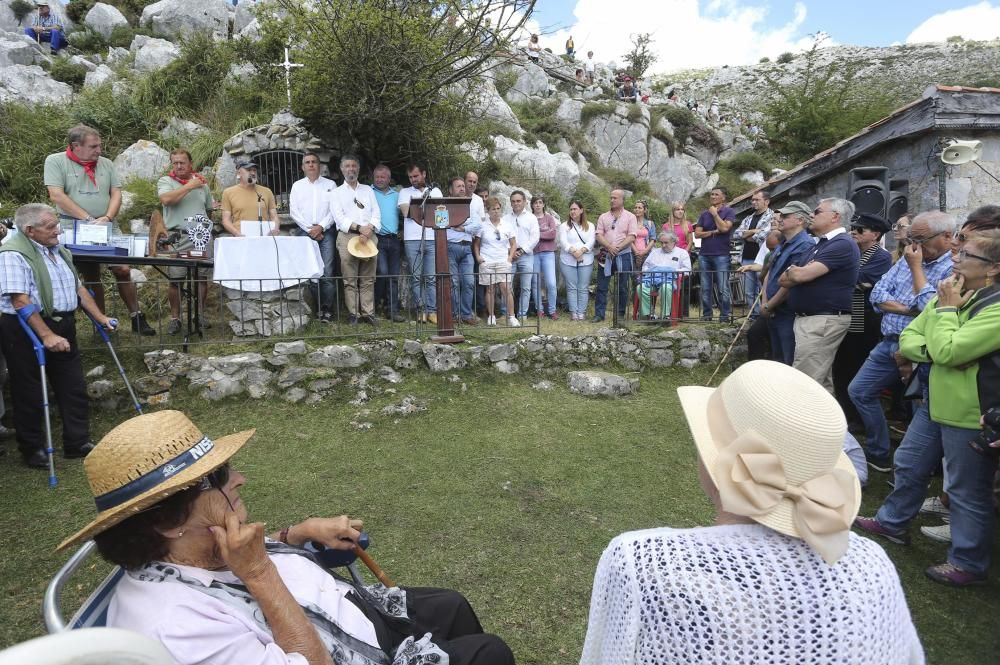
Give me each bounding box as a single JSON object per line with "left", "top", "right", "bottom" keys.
{"left": 854, "top": 228, "right": 1000, "bottom": 586}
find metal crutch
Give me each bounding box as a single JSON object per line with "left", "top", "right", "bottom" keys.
{"left": 15, "top": 304, "right": 57, "bottom": 488}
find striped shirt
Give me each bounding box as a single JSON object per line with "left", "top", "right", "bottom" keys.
{"left": 0, "top": 237, "right": 79, "bottom": 314}
{"left": 870, "top": 250, "right": 952, "bottom": 336}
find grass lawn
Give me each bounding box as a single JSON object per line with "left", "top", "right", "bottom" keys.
{"left": 0, "top": 355, "right": 997, "bottom": 663}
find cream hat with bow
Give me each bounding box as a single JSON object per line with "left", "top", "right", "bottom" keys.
{"left": 678, "top": 360, "right": 861, "bottom": 564}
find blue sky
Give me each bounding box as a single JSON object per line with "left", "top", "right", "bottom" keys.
{"left": 527, "top": 1, "right": 1000, "bottom": 72}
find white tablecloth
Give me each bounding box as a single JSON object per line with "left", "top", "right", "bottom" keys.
{"left": 212, "top": 236, "right": 323, "bottom": 291}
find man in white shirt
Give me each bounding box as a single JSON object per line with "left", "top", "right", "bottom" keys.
{"left": 288, "top": 152, "right": 337, "bottom": 322}
{"left": 398, "top": 164, "right": 442, "bottom": 323}
{"left": 503, "top": 190, "right": 538, "bottom": 319}
{"left": 447, "top": 177, "right": 484, "bottom": 325}
{"left": 331, "top": 155, "right": 380, "bottom": 324}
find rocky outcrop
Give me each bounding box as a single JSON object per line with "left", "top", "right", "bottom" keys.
{"left": 84, "top": 64, "right": 116, "bottom": 88}
{"left": 140, "top": 0, "right": 231, "bottom": 40}
{"left": 568, "top": 371, "right": 639, "bottom": 397}
{"left": 84, "top": 3, "right": 128, "bottom": 40}
{"left": 0, "top": 64, "right": 72, "bottom": 104}
{"left": 584, "top": 102, "right": 651, "bottom": 175}
{"left": 131, "top": 34, "right": 180, "bottom": 72}
{"left": 0, "top": 33, "right": 47, "bottom": 67}
{"left": 503, "top": 61, "right": 551, "bottom": 103}
{"left": 492, "top": 135, "right": 580, "bottom": 199}
{"left": 467, "top": 76, "right": 522, "bottom": 136}
{"left": 113, "top": 140, "right": 170, "bottom": 183}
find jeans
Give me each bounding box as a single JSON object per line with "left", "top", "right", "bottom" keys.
{"left": 25, "top": 27, "right": 65, "bottom": 52}
{"left": 741, "top": 258, "right": 761, "bottom": 315}
{"left": 292, "top": 227, "right": 337, "bottom": 315}
{"left": 560, "top": 261, "right": 593, "bottom": 316}
{"left": 532, "top": 251, "right": 557, "bottom": 316}
{"left": 447, "top": 242, "right": 476, "bottom": 320}
{"left": 594, "top": 252, "right": 633, "bottom": 320}
{"left": 768, "top": 311, "right": 795, "bottom": 364}
{"left": 375, "top": 234, "right": 403, "bottom": 316}
{"left": 513, "top": 252, "right": 534, "bottom": 317}
{"left": 848, "top": 340, "right": 901, "bottom": 459}
{"left": 875, "top": 403, "right": 997, "bottom": 576}
{"left": 699, "top": 254, "right": 731, "bottom": 320}
{"left": 404, "top": 240, "right": 436, "bottom": 314}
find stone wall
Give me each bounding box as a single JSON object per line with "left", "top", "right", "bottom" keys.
{"left": 87, "top": 327, "right": 746, "bottom": 411}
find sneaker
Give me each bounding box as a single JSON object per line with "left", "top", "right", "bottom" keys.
{"left": 131, "top": 312, "right": 156, "bottom": 336}
{"left": 166, "top": 318, "right": 182, "bottom": 335}
{"left": 920, "top": 523, "right": 952, "bottom": 543}
{"left": 589, "top": 315, "right": 605, "bottom": 323}
{"left": 508, "top": 316, "right": 521, "bottom": 327}
{"left": 920, "top": 496, "right": 949, "bottom": 517}
{"left": 487, "top": 315, "right": 496, "bottom": 326}
{"left": 853, "top": 516, "right": 911, "bottom": 545}
{"left": 867, "top": 454, "right": 892, "bottom": 473}
{"left": 426, "top": 312, "right": 437, "bottom": 325}
{"left": 925, "top": 562, "right": 987, "bottom": 587}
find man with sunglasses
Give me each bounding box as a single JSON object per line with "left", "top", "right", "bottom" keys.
{"left": 332, "top": 155, "right": 380, "bottom": 325}
{"left": 779, "top": 198, "right": 860, "bottom": 393}
{"left": 848, "top": 210, "right": 955, "bottom": 472}
{"left": 832, "top": 213, "right": 893, "bottom": 431}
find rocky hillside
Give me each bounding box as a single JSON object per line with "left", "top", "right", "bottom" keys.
{"left": 656, "top": 39, "right": 1000, "bottom": 121}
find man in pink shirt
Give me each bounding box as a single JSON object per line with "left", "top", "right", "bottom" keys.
{"left": 591, "top": 189, "right": 638, "bottom": 322}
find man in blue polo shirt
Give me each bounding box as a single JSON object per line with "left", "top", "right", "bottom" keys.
{"left": 761, "top": 201, "right": 816, "bottom": 364}
{"left": 372, "top": 164, "right": 405, "bottom": 322}
{"left": 694, "top": 187, "right": 736, "bottom": 322}
{"left": 780, "top": 197, "right": 860, "bottom": 393}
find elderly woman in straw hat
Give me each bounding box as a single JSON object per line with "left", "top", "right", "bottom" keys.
{"left": 59, "top": 411, "right": 513, "bottom": 665}
{"left": 579, "top": 361, "right": 924, "bottom": 665}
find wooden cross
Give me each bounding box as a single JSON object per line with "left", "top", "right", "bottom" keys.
{"left": 272, "top": 47, "right": 303, "bottom": 109}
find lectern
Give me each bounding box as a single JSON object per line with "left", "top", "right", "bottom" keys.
{"left": 408, "top": 196, "right": 471, "bottom": 344}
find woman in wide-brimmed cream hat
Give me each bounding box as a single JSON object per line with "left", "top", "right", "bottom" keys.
{"left": 59, "top": 411, "right": 513, "bottom": 665}
{"left": 579, "top": 361, "right": 924, "bottom": 665}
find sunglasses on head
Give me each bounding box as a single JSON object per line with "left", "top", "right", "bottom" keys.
{"left": 196, "top": 462, "right": 230, "bottom": 492}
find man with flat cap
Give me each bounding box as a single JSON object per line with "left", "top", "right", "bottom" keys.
{"left": 833, "top": 213, "right": 893, "bottom": 429}
{"left": 760, "top": 201, "right": 816, "bottom": 365}
{"left": 25, "top": 1, "right": 65, "bottom": 53}
{"left": 221, "top": 160, "right": 280, "bottom": 237}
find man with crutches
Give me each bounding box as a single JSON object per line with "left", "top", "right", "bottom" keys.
{"left": 0, "top": 204, "right": 115, "bottom": 470}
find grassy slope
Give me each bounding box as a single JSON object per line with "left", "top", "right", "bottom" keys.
{"left": 0, "top": 363, "right": 997, "bottom": 663}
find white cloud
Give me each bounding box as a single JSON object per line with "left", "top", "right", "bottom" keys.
{"left": 528, "top": 0, "right": 816, "bottom": 74}
{"left": 906, "top": 2, "right": 1000, "bottom": 43}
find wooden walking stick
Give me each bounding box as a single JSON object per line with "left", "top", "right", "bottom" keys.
{"left": 352, "top": 544, "right": 395, "bottom": 588}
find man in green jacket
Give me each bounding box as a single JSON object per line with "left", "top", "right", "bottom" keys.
{"left": 0, "top": 204, "right": 115, "bottom": 469}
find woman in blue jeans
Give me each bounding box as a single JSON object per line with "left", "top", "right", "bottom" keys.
{"left": 557, "top": 201, "right": 596, "bottom": 320}
{"left": 530, "top": 196, "right": 559, "bottom": 319}
{"left": 854, "top": 229, "right": 1000, "bottom": 586}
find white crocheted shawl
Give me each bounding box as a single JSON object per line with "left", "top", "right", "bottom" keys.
{"left": 580, "top": 524, "right": 924, "bottom": 665}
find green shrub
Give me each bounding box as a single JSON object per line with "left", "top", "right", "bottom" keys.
{"left": 571, "top": 179, "right": 608, "bottom": 218}
{"left": 108, "top": 24, "right": 136, "bottom": 48}
{"left": 48, "top": 56, "right": 89, "bottom": 90}
{"left": 625, "top": 104, "right": 643, "bottom": 123}
{"left": 588, "top": 165, "right": 653, "bottom": 199}
{"left": 716, "top": 152, "right": 773, "bottom": 177}
{"left": 66, "top": 27, "right": 107, "bottom": 53}
{"left": 65, "top": 0, "right": 97, "bottom": 24}
{"left": 759, "top": 56, "right": 770, "bottom": 63}
{"left": 0, "top": 102, "right": 74, "bottom": 207}
{"left": 510, "top": 100, "right": 582, "bottom": 153}
{"left": 946, "top": 35, "right": 964, "bottom": 43}
{"left": 580, "top": 100, "right": 617, "bottom": 125}
{"left": 9, "top": 0, "right": 34, "bottom": 24}
{"left": 494, "top": 69, "right": 517, "bottom": 98}
{"left": 121, "top": 178, "right": 162, "bottom": 221}
{"left": 776, "top": 52, "right": 794, "bottom": 64}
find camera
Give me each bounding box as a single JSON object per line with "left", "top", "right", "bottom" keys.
{"left": 968, "top": 407, "right": 1000, "bottom": 458}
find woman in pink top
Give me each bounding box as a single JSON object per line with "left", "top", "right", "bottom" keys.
{"left": 531, "top": 195, "right": 560, "bottom": 319}
{"left": 662, "top": 201, "right": 694, "bottom": 251}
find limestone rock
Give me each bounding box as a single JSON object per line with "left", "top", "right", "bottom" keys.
{"left": 159, "top": 117, "right": 209, "bottom": 141}
{"left": 492, "top": 135, "right": 579, "bottom": 199}
{"left": 486, "top": 343, "right": 517, "bottom": 363}
{"left": 86, "top": 365, "right": 105, "bottom": 378}
{"left": 131, "top": 35, "right": 180, "bottom": 72}
{"left": 403, "top": 339, "right": 423, "bottom": 355}
{"left": 274, "top": 340, "right": 307, "bottom": 355}
{"left": 555, "top": 98, "right": 584, "bottom": 124}
{"left": 140, "top": 0, "right": 230, "bottom": 40}
{"left": 504, "top": 62, "right": 550, "bottom": 103}
{"left": 0, "top": 34, "right": 44, "bottom": 67}
{"left": 531, "top": 380, "right": 555, "bottom": 391}
{"left": 84, "top": 3, "right": 128, "bottom": 40}
{"left": 113, "top": 140, "right": 170, "bottom": 183}
{"left": 316, "top": 345, "right": 366, "bottom": 368}
{"left": 679, "top": 358, "right": 700, "bottom": 369}
{"left": 466, "top": 76, "right": 522, "bottom": 136}
{"left": 0, "top": 65, "right": 72, "bottom": 105}
{"left": 209, "top": 352, "right": 264, "bottom": 375}
{"left": 87, "top": 379, "right": 115, "bottom": 400}
{"left": 134, "top": 374, "right": 173, "bottom": 396}
{"left": 277, "top": 366, "right": 319, "bottom": 388}
{"left": 201, "top": 376, "right": 244, "bottom": 401}
{"left": 646, "top": 140, "right": 709, "bottom": 205}
{"left": 495, "top": 360, "right": 519, "bottom": 374}
{"left": 283, "top": 387, "right": 308, "bottom": 403}
{"left": 421, "top": 343, "right": 467, "bottom": 372}
{"left": 377, "top": 366, "right": 403, "bottom": 384}
{"left": 567, "top": 370, "right": 639, "bottom": 397}
{"left": 584, "top": 103, "right": 650, "bottom": 175}
{"left": 648, "top": 349, "right": 675, "bottom": 368}
{"left": 107, "top": 46, "right": 129, "bottom": 64}
{"left": 84, "top": 64, "right": 115, "bottom": 89}
{"left": 233, "top": 0, "right": 256, "bottom": 33}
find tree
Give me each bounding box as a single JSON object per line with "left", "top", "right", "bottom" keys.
{"left": 622, "top": 32, "right": 656, "bottom": 80}
{"left": 248, "top": 0, "right": 536, "bottom": 175}
{"left": 760, "top": 36, "right": 901, "bottom": 164}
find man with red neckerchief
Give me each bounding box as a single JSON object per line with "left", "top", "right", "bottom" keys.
{"left": 157, "top": 149, "right": 216, "bottom": 335}
{"left": 44, "top": 124, "right": 156, "bottom": 335}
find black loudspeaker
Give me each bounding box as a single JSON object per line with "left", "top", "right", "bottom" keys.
{"left": 888, "top": 178, "right": 909, "bottom": 224}
{"left": 847, "top": 166, "right": 890, "bottom": 219}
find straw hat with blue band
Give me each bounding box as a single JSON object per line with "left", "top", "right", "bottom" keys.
{"left": 58, "top": 410, "right": 255, "bottom": 551}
